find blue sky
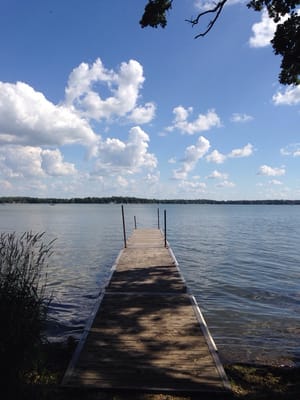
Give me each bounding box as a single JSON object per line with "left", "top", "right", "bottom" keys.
{"left": 0, "top": 0, "right": 299, "bottom": 200}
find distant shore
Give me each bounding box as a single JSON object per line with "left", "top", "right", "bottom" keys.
{"left": 1, "top": 196, "right": 300, "bottom": 205}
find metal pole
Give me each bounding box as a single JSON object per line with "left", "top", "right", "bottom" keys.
{"left": 157, "top": 208, "right": 160, "bottom": 230}
{"left": 121, "top": 205, "right": 127, "bottom": 248}
{"left": 164, "top": 209, "right": 167, "bottom": 247}
{"left": 134, "top": 216, "right": 137, "bottom": 229}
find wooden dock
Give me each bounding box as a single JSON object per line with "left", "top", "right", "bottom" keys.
{"left": 63, "top": 228, "right": 231, "bottom": 396}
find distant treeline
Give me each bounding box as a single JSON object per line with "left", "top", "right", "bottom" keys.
{"left": 1, "top": 196, "right": 300, "bottom": 205}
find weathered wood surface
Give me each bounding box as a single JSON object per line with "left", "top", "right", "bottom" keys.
{"left": 63, "top": 229, "right": 231, "bottom": 396}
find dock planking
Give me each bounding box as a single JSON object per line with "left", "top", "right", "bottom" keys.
{"left": 63, "top": 228, "right": 231, "bottom": 396}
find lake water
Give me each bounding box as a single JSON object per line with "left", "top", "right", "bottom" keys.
{"left": 1, "top": 203, "right": 299, "bottom": 366}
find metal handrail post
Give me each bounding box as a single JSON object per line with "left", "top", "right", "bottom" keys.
{"left": 164, "top": 209, "right": 167, "bottom": 247}
{"left": 121, "top": 205, "right": 127, "bottom": 248}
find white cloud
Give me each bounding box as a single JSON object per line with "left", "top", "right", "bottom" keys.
{"left": 194, "top": 0, "right": 218, "bottom": 11}
{"left": 94, "top": 126, "right": 157, "bottom": 175}
{"left": 206, "top": 149, "right": 226, "bottom": 164}
{"left": 194, "top": 0, "right": 243, "bottom": 11}
{"left": 228, "top": 143, "right": 253, "bottom": 158}
{"left": 116, "top": 176, "right": 128, "bottom": 187}
{"left": 216, "top": 180, "right": 236, "bottom": 188}
{"left": 206, "top": 143, "right": 253, "bottom": 164}
{"left": 0, "top": 180, "right": 12, "bottom": 190}
{"left": 0, "top": 146, "right": 75, "bottom": 178}
{"left": 273, "top": 85, "right": 300, "bottom": 105}
{"left": 173, "top": 136, "right": 210, "bottom": 179}
{"left": 207, "top": 170, "right": 228, "bottom": 180}
{"left": 41, "top": 149, "right": 76, "bottom": 176}
{"left": 167, "top": 106, "right": 221, "bottom": 135}
{"left": 230, "top": 113, "right": 253, "bottom": 123}
{"left": 168, "top": 157, "right": 176, "bottom": 164}
{"left": 129, "top": 102, "right": 156, "bottom": 124}
{"left": 269, "top": 179, "right": 283, "bottom": 185}
{"left": 258, "top": 165, "right": 286, "bottom": 176}
{"left": 280, "top": 143, "right": 300, "bottom": 157}
{"left": 249, "top": 9, "right": 276, "bottom": 48}
{"left": 0, "top": 58, "right": 163, "bottom": 196}
{"left": 65, "top": 58, "right": 154, "bottom": 123}
{"left": 0, "top": 146, "right": 44, "bottom": 177}
{"left": 65, "top": 58, "right": 114, "bottom": 105}
{"left": 144, "top": 172, "right": 160, "bottom": 184}
{"left": 249, "top": 8, "right": 289, "bottom": 48}
{"left": 179, "top": 180, "right": 207, "bottom": 191}
{"left": 0, "top": 81, "right": 98, "bottom": 149}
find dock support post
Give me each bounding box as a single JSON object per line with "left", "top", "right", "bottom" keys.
{"left": 164, "top": 209, "right": 167, "bottom": 247}
{"left": 134, "top": 216, "right": 137, "bottom": 229}
{"left": 157, "top": 208, "right": 160, "bottom": 230}
{"left": 121, "top": 205, "right": 127, "bottom": 248}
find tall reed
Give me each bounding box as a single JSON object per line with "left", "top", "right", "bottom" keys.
{"left": 0, "top": 232, "right": 54, "bottom": 383}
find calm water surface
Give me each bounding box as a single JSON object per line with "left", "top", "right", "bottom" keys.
{"left": 1, "top": 203, "right": 299, "bottom": 366}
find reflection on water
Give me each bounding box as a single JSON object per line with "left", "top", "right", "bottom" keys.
{"left": 1, "top": 203, "right": 299, "bottom": 366}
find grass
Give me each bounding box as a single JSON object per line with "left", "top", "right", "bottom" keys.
{"left": 226, "top": 363, "right": 300, "bottom": 399}
{"left": 0, "top": 232, "right": 54, "bottom": 385}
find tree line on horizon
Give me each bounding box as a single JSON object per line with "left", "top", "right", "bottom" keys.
{"left": 1, "top": 196, "right": 300, "bottom": 205}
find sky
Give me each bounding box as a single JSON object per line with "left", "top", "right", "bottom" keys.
{"left": 0, "top": 0, "right": 299, "bottom": 200}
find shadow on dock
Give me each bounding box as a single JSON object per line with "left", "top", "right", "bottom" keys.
{"left": 63, "top": 229, "right": 231, "bottom": 398}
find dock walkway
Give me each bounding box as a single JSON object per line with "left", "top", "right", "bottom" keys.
{"left": 63, "top": 228, "right": 231, "bottom": 396}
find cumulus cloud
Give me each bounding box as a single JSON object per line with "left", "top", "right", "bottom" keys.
{"left": 0, "top": 146, "right": 44, "bottom": 178}
{"left": 249, "top": 9, "right": 276, "bottom": 48}
{"left": 168, "top": 157, "right": 176, "bottom": 164}
{"left": 173, "top": 136, "right": 210, "bottom": 180}
{"left": 41, "top": 149, "right": 76, "bottom": 176}
{"left": 228, "top": 143, "right": 253, "bottom": 158}
{"left": 273, "top": 85, "right": 300, "bottom": 105}
{"left": 230, "top": 113, "right": 253, "bottom": 123}
{"left": 216, "top": 180, "right": 236, "bottom": 188}
{"left": 144, "top": 172, "right": 160, "bottom": 185}
{"left": 206, "top": 149, "right": 226, "bottom": 164}
{"left": 0, "top": 81, "right": 98, "bottom": 148}
{"left": 280, "top": 143, "right": 300, "bottom": 157}
{"left": 167, "top": 106, "right": 221, "bottom": 135}
{"left": 206, "top": 143, "right": 253, "bottom": 163}
{"left": 0, "top": 57, "right": 160, "bottom": 194}
{"left": 65, "top": 58, "right": 155, "bottom": 123}
{"left": 116, "top": 176, "right": 128, "bottom": 187}
{"left": 249, "top": 8, "right": 290, "bottom": 48}
{"left": 0, "top": 146, "right": 76, "bottom": 178}
{"left": 0, "top": 180, "right": 12, "bottom": 190}
{"left": 194, "top": 0, "right": 242, "bottom": 11}
{"left": 93, "top": 126, "right": 157, "bottom": 175}
{"left": 179, "top": 180, "right": 207, "bottom": 191}
{"left": 0, "top": 58, "right": 161, "bottom": 196}
{"left": 207, "top": 170, "right": 228, "bottom": 180}
{"left": 129, "top": 102, "right": 156, "bottom": 124}
{"left": 269, "top": 179, "right": 283, "bottom": 185}
{"left": 258, "top": 165, "right": 286, "bottom": 176}
{"left": 65, "top": 58, "right": 114, "bottom": 105}
{"left": 194, "top": 0, "right": 218, "bottom": 11}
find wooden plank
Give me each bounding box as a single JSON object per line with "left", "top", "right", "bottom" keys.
{"left": 62, "top": 228, "right": 231, "bottom": 396}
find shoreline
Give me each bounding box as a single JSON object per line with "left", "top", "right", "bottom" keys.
{"left": 8, "top": 339, "right": 298, "bottom": 399}
{"left": 3, "top": 340, "right": 299, "bottom": 399}
{"left": 1, "top": 195, "right": 300, "bottom": 205}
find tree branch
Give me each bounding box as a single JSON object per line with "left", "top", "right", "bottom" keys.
{"left": 186, "top": 0, "right": 228, "bottom": 38}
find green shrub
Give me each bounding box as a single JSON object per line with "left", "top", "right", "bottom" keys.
{"left": 0, "top": 232, "right": 54, "bottom": 383}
